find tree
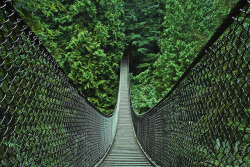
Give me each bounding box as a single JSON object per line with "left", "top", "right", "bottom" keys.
{"left": 14, "top": 0, "right": 125, "bottom": 113}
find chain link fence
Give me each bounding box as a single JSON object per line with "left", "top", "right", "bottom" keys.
{"left": 0, "top": 1, "right": 119, "bottom": 166}
{"left": 131, "top": 0, "right": 249, "bottom": 166}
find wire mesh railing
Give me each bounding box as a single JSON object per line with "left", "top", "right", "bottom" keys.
{"left": 131, "top": 0, "right": 249, "bottom": 166}
{"left": 0, "top": 1, "right": 119, "bottom": 166}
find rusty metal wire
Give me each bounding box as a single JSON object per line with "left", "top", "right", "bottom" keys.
{"left": 0, "top": 1, "right": 118, "bottom": 166}
{"left": 131, "top": 0, "right": 249, "bottom": 166}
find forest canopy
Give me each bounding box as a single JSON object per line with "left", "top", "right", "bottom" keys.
{"left": 13, "top": 0, "right": 239, "bottom": 113}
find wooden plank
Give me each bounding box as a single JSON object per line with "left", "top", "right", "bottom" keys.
{"left": 99, "top": 58, "right": 153, "bottom": 167}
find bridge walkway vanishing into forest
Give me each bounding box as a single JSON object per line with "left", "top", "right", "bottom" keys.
{"left": 99, "top": 57, "right": 153, "bottom": 167}
{"left": 0, "top": 0, "right": 249, "bottom": 167}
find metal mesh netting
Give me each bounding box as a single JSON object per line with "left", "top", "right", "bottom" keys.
{"left": 0, "top": 1, "right": 118, "bottom": 166}
{"left": 131, "top": 1, "right": 249, "bottom": 166}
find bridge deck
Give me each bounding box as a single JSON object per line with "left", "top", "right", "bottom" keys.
{"left": 99, "top": 58, "right": 153, "bottom": 167}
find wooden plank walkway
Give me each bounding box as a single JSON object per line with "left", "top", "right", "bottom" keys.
{"left": 99, "top": 57, "right": 153, "bottom": 167}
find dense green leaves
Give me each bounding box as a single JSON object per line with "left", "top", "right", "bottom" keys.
{"left": 13, "top": 0, "right": 239, "bottom": 114}
{"left": 14, "top": 0, "right": 125, "bottom": 113}
{"left": 129, "top": 0, "right": 239, "bottom": 113}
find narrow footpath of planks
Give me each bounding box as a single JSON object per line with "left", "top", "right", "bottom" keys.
{"left": 99, "top": 57, "right": 154, "bottom": 167}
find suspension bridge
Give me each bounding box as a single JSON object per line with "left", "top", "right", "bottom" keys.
{"left": 0, "top": 0, "right": 249, "bottom": 166}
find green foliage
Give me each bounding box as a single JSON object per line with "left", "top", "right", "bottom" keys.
{"left": 122, "top": 0, "right": 165, "bottom": 111}
{"left": 14, "top": 0, "right": 125, "bottom": 113}
{"left": 129, "top": 0, "right": 239, "bottom": 113}
{"left": 154, "top": 0, "right": 239, "bottom": 91}
{"left": 130, "top": 73, "right": 158, "bottom": 113}
{"left": 12, "top": 0, "right": 242, "bottom": 118}
{"left": 123, "top": 0, "right": 165, "bottom": 71}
